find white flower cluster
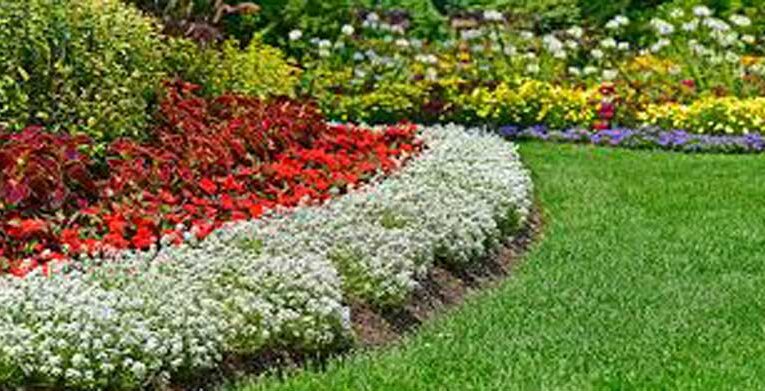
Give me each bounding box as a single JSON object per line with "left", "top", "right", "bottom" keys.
{"left": 0, "top": 125, "right": 532, "bottom": 389}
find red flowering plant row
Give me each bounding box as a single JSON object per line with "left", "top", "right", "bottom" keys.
{"left": 0, "top": 80, "right": 421, "bottom": 276}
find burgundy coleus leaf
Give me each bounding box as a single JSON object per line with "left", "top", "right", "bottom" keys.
{"left": 3, "top": 180, "right": 30, "bottom": 206}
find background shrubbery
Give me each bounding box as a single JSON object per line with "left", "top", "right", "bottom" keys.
{"left": 0, "top": 0, "right": 166, "bottom": 144}
{"left": 165, "top": 37, "right": 300, "bottom": 99}
{"left": 0, "top": 0, "right": 300, "bottom": 148}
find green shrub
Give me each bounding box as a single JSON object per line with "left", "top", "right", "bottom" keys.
{"left": 255, "top": 0, "right": 355, "bottom": 44}
{"left": 0, "top": 0, "right": 166, "bottom": 143}
{"left": 165, "top": 36, "right": 301, "bottom": 98}
{"left": 356, "top": 0, "right": 448, "bottom": 38}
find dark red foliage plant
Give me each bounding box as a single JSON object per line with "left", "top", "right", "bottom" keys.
{"left": 0, "top": 80, "right": 421, "bottom": 276}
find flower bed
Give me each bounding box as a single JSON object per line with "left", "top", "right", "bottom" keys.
{"left": 0, "top": 81, "right": 419, "bottom": 276}
{"left": 287, "top": 6, "right": 765, "bottom": 137}
{"left": 0, "top": 125, "right": 532, "bottom": 389}
{"left": 502, "top": 125, "right": 765, "bottom": 153}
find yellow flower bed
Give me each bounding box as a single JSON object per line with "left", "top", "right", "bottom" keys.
{"left": 455, "top": 80, "right": 597, "bottom": 128}
{"left": 638, "top": 96, "right": 765, "bottom": 134}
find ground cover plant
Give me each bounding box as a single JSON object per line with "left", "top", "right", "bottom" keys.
{"left": 502, "top": 124, "right": 765, "bottom": 153}
{"left": 231, "top": 141, "right": 765, "bottom": 391}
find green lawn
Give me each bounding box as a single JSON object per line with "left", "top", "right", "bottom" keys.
{"left": 229, "top": 142, "right": 765, "bottom": 390}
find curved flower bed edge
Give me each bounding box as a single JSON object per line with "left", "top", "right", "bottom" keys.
{"left": 0, "top": 124, "right": 533, "bottom": 389}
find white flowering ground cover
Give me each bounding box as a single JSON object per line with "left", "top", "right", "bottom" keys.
{"left": 0, "top": 124, "right": 532, "bottom": 390}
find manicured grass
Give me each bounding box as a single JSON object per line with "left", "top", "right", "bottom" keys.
{"left": 228, "top": 142, "right": 765, "bottom": 390}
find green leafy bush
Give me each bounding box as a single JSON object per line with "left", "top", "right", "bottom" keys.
{"left": 165, "top": 37, "right": 301, "bottom": 98}
{"left": 0, "top": 0, "right": 166, "bottom": 143}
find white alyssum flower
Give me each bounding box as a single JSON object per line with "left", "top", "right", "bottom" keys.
{"left": 425, "top": 67, "right": 439, "bottom": 81}
{"left": 460, "top": 29, "right": 483, "bottom": 40}
{"left": 725, "top": 51, "right": 740, "bottom": 64}
{"left": 583, "top": 65, "right": 599, "bottom": 75}
{"left": 617, "top": 41, "right": 630, "bottom": 51}
{"left": 395, "top": 38, "right": 410, "bottom": 48}
{"left": 682, "top": 19, "right": 699, "bottom": 32}
{"left": 714, "top": 31, "right": 739, "bottom": 47}
{"left": 650, "top": 38, "right": 671, "bottom": 53}
{"left": 366, "top": 12, "right": 380, "bottom": 23}
{"left": 415, "top": 54, "right": 438, "bottom": 64}
{"left": 543, "top": 34, "right": 564, "bottom": 53}
{"left": 704, "top": 17, "right": 731, "bottom": 32}
{"left": 606, "top": 15, "right": 629, "bottom": 29}
{"left": 689, "top": 40, "right": 710, "bottom": 56}
{"left": 590, "top": 48, "right": 604, "bottom": 60}
{"left": 742, "top": 34, "right": 756, "bottom": 44}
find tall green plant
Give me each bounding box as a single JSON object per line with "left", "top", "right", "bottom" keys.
{"left": 0, "top": 0, "right": 166, "bottom": 145}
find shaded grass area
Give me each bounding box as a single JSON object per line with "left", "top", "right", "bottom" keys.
{"left": 229, "top": 142, "right": 765, "bottom": 390}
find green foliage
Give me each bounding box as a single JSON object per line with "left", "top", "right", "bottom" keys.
{"left": 498, "top": 207, "right": 521, "bottom": 236}
{"left": 357, "top": 0, "right": 448, "bottom": 38}
{"left": 0, "top": 0, "right": 166, "bottom": 143}
{"left": 165, "top": 36, "right": 301, "bottom": 98}
{"left": 237, "top": 238, "right": 264, "bottom": 254}
{"left": 322, "top": 82, "right": 428, "bottom": 123}
{"left": 379, "top": 209, "right": 409, "bottom": 229}
{"left": 257, "top": 0, "right": 355, "bottom": 44}
{"left": 209, "top": 39, "right": 301, "bottom": 98}
{"left": 329, "top": 246, "right": 404, "bottom": 305}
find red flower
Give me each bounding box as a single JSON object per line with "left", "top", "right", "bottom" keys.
{"left": 20, "top": 219, "right": 47, "bottom": 237}
{"left": 249, "top": 204, "right": 264, "bottom": 218}
{"left": 598, "top": 102, "right": 615, "bottom": 120}
{"left": 593, "top": 120, "right": 610, "bottom": 131}
{"left": 60, "top": 228, "right": 82, "bottom": 253}
{"left": 199, "top": 178, "right": 217, "bottom": 195}
{"left": 132, "top": 227, "right": 155, "bottom": 250}
{"left": 220, "top": 194, "right": 235, "bottom": 210}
